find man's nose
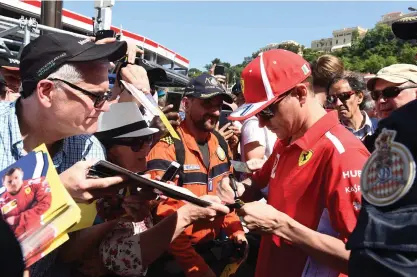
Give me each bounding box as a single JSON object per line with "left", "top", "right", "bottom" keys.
{"left": 336, "top": 97, "right": 344, "bottom": 106}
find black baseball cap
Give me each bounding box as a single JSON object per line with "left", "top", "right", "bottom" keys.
{"left": 392, "top": 16, "right": 417, "bottom": 40}
{"left": 20, "top": 33, "right": 127, "bottom": 97}
{"left": 184, "top": 73, "right": 233, "bottom": 103}
{"left": 0, "top": 54, "right": 19, "bottom": 71}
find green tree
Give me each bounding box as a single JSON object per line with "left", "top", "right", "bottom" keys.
{"left": 277, "top": 42, "right": 301, "bottom": 54}
{"left": 363, "top": 54, "right": 385, "bottom": 73}
{"left": 302, "top": 48, "right": 321, "bottom": 63}
{"left": 188, "top": 68, "right": 202, "bottom": 78}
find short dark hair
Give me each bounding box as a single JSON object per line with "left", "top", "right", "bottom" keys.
{"left": 2, "top": 167, "right": 23, "bottom": 182}
{"left": 328, "top": 72, "right": 371, "bottom": 110}
{"left": 311, "top": 55, "right": 344, "bottom": 91}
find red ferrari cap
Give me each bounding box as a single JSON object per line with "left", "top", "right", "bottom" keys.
{"left": 230, "top": 49, "right": 311, "bottom": 120}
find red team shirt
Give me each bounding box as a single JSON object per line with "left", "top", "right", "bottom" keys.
{"left": 0, "top": 177, "right": 52, "bottom": 238}
{"left": 252, "top": 111, "right": 370, "bottom": 277}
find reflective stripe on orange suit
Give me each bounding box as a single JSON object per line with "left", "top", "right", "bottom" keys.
{"left": 146, "top": 121, "right": 244, "bottom": 277}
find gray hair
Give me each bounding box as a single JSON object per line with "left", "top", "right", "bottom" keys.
{"left": 47, "top": 60, "right": 109, "bottom": 84}
{"left": 328, "top": 72, "right": 374, "bottom": 111}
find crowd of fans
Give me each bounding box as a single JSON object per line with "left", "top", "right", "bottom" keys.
{"left": 0, "top": 28, "right": 417, "bottom": 277}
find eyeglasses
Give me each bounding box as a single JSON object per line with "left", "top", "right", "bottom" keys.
{"left": 49, "top": 78, "right": 113, "bottom": 108}
{"left": 370, "top": 85, "right": 417, "bottom": 101}
{"left": 104, "top": 135, "right": 154, "bottom": 152}
{"left": 326, "top": 90, "right": 356, "bottom": 105}
{"left": 255, "top": 90, "right": 292, "bottom": 120}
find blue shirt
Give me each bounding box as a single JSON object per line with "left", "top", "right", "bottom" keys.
{"left": 343, "top": 111, "right": 378, "bottom": 141}
{"left": 0, "top": 101, "right": 106, "bottom": 277}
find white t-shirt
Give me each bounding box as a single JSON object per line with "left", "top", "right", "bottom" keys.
{"left": 240, "top": 116, "right": 277, "bottom": 163}
{"left": 240, "top": 116, "right": 277, "bottom": 197}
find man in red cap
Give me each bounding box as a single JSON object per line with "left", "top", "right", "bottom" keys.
{"left": 217, "top": 49, "right": 370, "bottom": 277}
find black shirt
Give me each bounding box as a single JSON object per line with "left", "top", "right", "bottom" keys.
{"left": 197, "top": 141, "right": 210, "bottom": 168}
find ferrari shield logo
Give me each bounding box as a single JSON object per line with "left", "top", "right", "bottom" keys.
{"left": 361, "top": 129, "right": 416, "bottom": 207}
{"left": 25, "top": 187, "right": 31, "bottom": 194}
{"left": 298, "top": 150, "right": 313, "bottom": 166}
{"left": 216, "top": 146, "right": 226, "bottom": 161}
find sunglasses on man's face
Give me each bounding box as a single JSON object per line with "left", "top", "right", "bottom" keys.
{"left": 255, "top": 90, "right": 292, "bottom": 121}
{"left": 371, "top": 85, "right": 417, "bottom": 101}
{"left": 326, "top": 90, "right": 356, "bottom": 105}
{"left": 105, "top": 135, "right": 154, "bottom": 152}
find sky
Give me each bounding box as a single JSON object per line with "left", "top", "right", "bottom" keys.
{"left": 63, "top": 1, "right": 416, "bottom": 70}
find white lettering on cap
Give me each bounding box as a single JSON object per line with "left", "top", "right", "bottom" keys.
{"left": 78, "top": 38, "right": 91, "bottom": 45}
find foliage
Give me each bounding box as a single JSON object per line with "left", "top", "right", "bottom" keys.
{"left": 195, "top": 23, "right": 417, "bottom": 83}
{"left": 188, "top": 68, "right": 202, "bottom": 79}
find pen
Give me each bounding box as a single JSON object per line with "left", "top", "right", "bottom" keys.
{"left": 229, "top": 174, "right": 239, "bottom": 199}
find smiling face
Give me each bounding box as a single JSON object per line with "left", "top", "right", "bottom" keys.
{"left": 185, "top": 95, "right": 223, "bottom": 132}
{"left": 373, "top": 79, "right": 417, "bottom": 119}
{"left": 328, "top": 79, "right": 363, "bottom": 121}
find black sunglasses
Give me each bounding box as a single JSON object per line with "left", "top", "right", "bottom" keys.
{"left": 104, "top": 135, "right": 154, "bottom": 152}
{"left": 256, "top": 90, "right": 292, "bottom": 120}
{"left": 371, "top": 85, "right": 417, "bottom": 101}
{"left": 49, "top": 78, "right": 113, "bottom": 108}
{"left": 326, "top": 90, "right": 356, "bottom": 105}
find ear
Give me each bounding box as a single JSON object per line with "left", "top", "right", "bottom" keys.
{"left": 357, "top": 91, "right": 364, "bottom": 105}
{"left": 183, "top": 97, "right": 192, "bottom": 112}
{"left": 296, "top": 84, "right": 309, "bottom": 105}
{"left": 36, "top": 80, "right": 55, "bottom": 108}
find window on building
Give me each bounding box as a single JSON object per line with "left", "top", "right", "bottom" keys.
{"left": 336, "top": 39, "right": 338, "bottom": 44}
{"left": 317, "top": 44, "right": 319, "bottom": 47}
{"left": 344, "top": 38, "right": 346, "bottom": 43}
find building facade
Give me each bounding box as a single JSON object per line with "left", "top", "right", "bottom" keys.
{"left": 259, "top": 40, "right": 303, "bottom": 55}
{"left": 378, "top": 11, "right": 417, "bottom": 26}
{"left": 311, "top": 26, "right": 367, "bottom": 52}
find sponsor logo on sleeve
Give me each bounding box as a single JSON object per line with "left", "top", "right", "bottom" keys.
{"left": 361, "top": 129, "right": 416, "bottom": 207}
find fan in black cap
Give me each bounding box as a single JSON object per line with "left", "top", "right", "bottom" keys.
{"left": 19, "top": 33, "right": 127, "bottom": 98}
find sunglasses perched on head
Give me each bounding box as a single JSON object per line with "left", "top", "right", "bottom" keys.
{"left": 326, "top": 91, "right": 355, "bottom": 105}
{"left": 371, "top": 85, "right": 417, "bottom": 101}
{"left": 49, "top": 78, "right": 113, "bottom": 108}
{"left": 104, "top": 135, "right": 154, "bottom": 152}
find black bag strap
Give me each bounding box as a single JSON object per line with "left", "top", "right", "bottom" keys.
{"left": 173, "top": 137, "right": 186, "bottom": 187}
{"left": 173, "top": 131, "right": 231, "bottom": 187}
